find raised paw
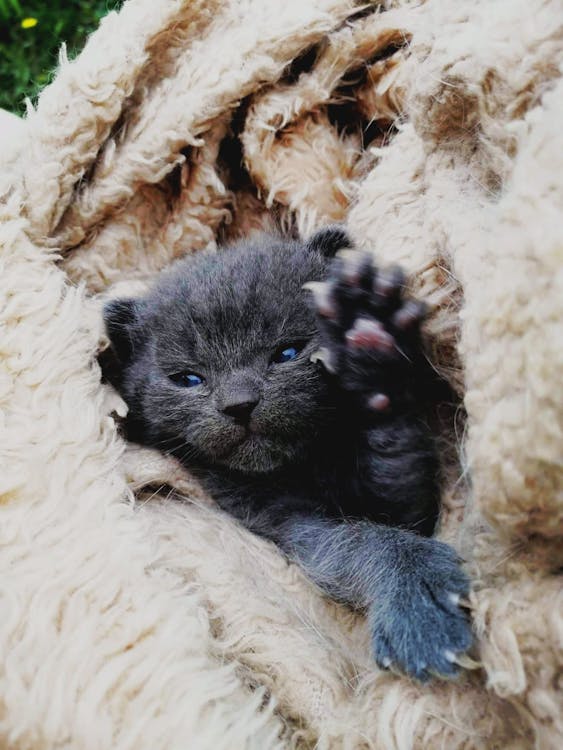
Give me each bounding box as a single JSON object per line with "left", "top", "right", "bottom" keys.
{"left": 305, "top": 251, "right": 427, "bottom": 411}
{"left": 369, "top": 535, "right": 473, "bottom": 682}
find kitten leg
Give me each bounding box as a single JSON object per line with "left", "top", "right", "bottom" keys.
{"left": 356, "top": 415, "right": 439, "bottom": 535}
{"left": 303, "top": 254, "right": 472, "bottom": 677}
{"left": 276, "top": 514, "right": 472, "bottom": 682}
{"left": 309, "top": 252, "right": 440, "bottom": 533}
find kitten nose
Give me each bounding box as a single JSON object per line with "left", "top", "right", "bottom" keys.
{"left": 222, "top": 395, "right": 259, "bottom": 424}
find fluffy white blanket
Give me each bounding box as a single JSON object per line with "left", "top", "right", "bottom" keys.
{"left": 1, "top": 1, "right": 562, "bottom": 747}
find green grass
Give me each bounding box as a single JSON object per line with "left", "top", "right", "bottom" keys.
{"left": 0, "top": 0, "right": 123, "bottom": 114}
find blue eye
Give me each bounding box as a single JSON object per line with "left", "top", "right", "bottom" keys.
{"left": 272, "top": 345, "right": 301, "bottom": 364}
{"left": 170, "top": 372, "right": 204, "bottom": 387}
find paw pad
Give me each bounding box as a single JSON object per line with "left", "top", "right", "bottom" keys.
{"left": 306, "top": 251, "right": 428, "bottom": 410}
{"left": 345, "top": 319, "right": 395, "bottom": 352}
{"left": 367, "top": 393, "right": 390, "bottom": 412}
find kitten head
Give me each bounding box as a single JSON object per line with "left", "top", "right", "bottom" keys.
{"left": 104, "top": 228, "right": 350, "bottom": 474}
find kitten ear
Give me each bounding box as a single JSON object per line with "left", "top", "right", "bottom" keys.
{"left": 305, "top": 225, "right": 353, "bottom": 258}
{"left": 103, "top": 298, "right": 142, "bottom": 364}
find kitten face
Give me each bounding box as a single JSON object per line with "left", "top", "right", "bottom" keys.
{"left": 105, "top": 233, "right": 346, "bottom": 473}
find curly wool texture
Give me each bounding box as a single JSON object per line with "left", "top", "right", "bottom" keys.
{"left": 1, "top": 1, "right": 562, "bottom": 748}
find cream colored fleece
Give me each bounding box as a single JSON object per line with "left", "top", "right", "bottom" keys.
{"left": 1, "top": 1, "right": 562, "bottom": 748}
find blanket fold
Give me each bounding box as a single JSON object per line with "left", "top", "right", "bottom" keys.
{"left": 1, "top": 1, "right": 562, "bottom": 748}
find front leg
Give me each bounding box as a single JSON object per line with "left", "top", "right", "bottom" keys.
{"left": 276, "top": 514, "right": 472, "bottom": 681}
{"left": 308, "top": 251, "right": 439, "bottom": 534}
{"left": 206, "top": 482, "right": 471, "bottom": 680}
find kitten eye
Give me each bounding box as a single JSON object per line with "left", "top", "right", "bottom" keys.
{"left": 271, "top": 344, "right": 303, "bottom": 364}
{"left": 169, "top": 372, "right": 204, "bottom": 388}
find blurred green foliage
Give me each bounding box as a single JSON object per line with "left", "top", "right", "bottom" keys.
{"left": 0, "top": 0, "right": 123, "bottom": 114}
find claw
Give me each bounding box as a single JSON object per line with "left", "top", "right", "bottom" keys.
{"left": 310, "top": 347, "right": 337, "bottom": 374}
{"left": 392, "top": 300, "right": 426, "bottom": 330}
{"left": 303, "top": 281, "right": 336, "bottom": 318}
{"left": 445, "top": 651, "right": 481, "bottom": 670}
{"left": 454, "top": 654, "right": 482, "bottom": 669}
{"left": 374, "top": 266, "right": 405, "bottom": 299}
{"left": 335, "top": 250, "right": 372, "bottom": 288}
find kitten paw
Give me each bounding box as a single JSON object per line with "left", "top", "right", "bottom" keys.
{"left": 306, "top": 252, "right": 427, "bottom": 410}
{"left": 369, "top": 537, "right": 473, "bottom": 682}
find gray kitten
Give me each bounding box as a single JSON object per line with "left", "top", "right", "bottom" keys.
{"left": 104, "top": 227, "right": 472, "bottom": 681}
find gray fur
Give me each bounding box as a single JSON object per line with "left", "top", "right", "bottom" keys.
{"left": 103, "top": 229, "right": 473, "bottom": 681}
